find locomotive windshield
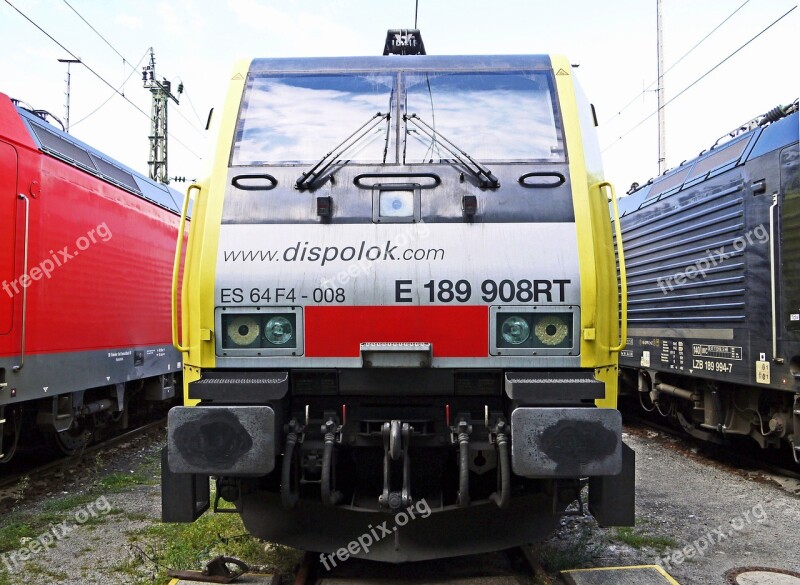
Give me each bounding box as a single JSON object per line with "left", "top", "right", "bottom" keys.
{"left": 231, "top": 70, "right": 564, "bottom": 166}
{"left": 403, "top": 71, "right": 564, "bottom": 163}
{"left": 232, "top": 73, "right": 396, "bottom": 166}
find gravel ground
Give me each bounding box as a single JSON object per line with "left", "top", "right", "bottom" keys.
{"left": 0, "top": 425, "right": 797, "bottom": 585}
{"left": 0, "top": 436, "right": 165, "bottom": 585}
{"left": 540, "top": 427, "right": 800, "bottom": 584}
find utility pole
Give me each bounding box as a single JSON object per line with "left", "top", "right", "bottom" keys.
{"left": 57, "top": 58, "right": 81, "bottom": 133}
{"left": 142, "top": 48, "right": 182, "bottom": 184}
{"left": 656, "top": 0, "right": 666, "bottom": 174}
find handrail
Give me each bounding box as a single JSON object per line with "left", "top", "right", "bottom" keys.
{"left": 13, "top": 194, "right": 30, "bottom": 371}
{"left": 172, "top": 184, "right": 198, "bottom": 352}
{"left": 602, "top": 181, "right": 628, "bottom": 352}
{"left": 769, "top": 192, "right": 778, "bottom": 360}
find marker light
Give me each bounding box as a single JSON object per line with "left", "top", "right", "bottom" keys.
{"left": 227, "top": 316, "right": 260, "bottom": 346}
{"left": 265, "top": 316, "right": 294, "bottom": 345}
{"left": 533, "top": 315, "right": 568, "bottom": 346}
{"left": 501, "top": 316, "right": 531, "bottom": 345}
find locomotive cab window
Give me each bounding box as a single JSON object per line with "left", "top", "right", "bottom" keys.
{"left": 404, "top": 71, "right": 565, "bottom": 163}
{"left": 231, "top": 73, "right": 397, "bottom": 166}
{"left": 230, "top": 70, "right": 565, "bottom": 167}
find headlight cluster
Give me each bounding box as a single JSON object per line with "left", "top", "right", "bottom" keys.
{"left": 496, "top": 312, "right": 572, "bottom": 349}
{"left": 222, "top": 313, "right": 297, "bottom": 349}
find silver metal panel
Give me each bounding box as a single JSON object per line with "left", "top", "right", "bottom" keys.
{"left": 0, "top": 344, "right": 182, "bottom": 406}
{"left": 248, "top": 55, "right": 554, "bottom": 74}
{"left": 168, "top": 406, "right": 275, "bottom": 476}
{"left": 510, "top": 407, "right": 622, "bottom": 477}
{"left": 215, "top": 222, "right": 581, "bottom": 309}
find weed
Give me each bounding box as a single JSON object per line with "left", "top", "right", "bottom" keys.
{"left": 125, "top": 510, "right": 301, "bottom": 582}
{"left": 0, "top": 518, "right": 36, "bottom": 551}
{"left": 42, "top": 493, "right": 97, "bottom": 513}
{"left": 12, "top": 476, "right": 29, "bottom": 509}
{"left": 97, "top": 471, "right": 150, "bottom": 492}
{"left": 532, "top": 526, "right": 605, "bottom": 573}
{"left": 613, "top": 526, "right": 678, "bottom": 551}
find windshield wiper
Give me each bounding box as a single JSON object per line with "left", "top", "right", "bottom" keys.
{"left": 296, "top": 112, "right": 390, "bottom": 191}
{"left": 403, "top": 113, "right": 500, "bottom": 189}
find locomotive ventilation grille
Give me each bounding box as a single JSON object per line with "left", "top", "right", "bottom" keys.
{"left": 617, "top": 178, "right": 747, "bottom": 327}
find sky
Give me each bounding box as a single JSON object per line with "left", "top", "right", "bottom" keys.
{"left": 0, "top": 0, "right": 797, "bottom": 195}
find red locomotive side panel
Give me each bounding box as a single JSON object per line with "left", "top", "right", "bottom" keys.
{"left": 0, "top": 98, "right": 176, "bottom": 358}
{"left": 15, "top": 160, "right": 176, "bottom": 353}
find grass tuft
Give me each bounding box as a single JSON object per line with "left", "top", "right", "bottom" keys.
{"left": 96, "top": 471, "right": 152, "bottom": 492}
{"left": 613, "top": 526, "right": 678, "bottom": 551}
{"left": 124, "top": 508, "right": 301, "bottom": 583}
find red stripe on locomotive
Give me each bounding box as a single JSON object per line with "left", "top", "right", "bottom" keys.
{"left": 304, "top": 305, "right": 489, "bottom": 358}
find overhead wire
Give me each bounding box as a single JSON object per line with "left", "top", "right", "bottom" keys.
{"left": 179, "top": 85, "right": 207, "bottom": 127}
{"left": 3, "top": 0, "right": 203, "bottom": 159}
{"left": 71, "top": 48, "right": 149, "bottom": 128}
{"left": 604, "top": 0, "right": 752, "bottom": 126}
{"left": 601, "top": 4, "right": 796, "bottom": 154}
{"left": 59, "top": 0, "right": 206, "bottom": 138}
{"left": 61, "top": 0, "right": 128, "bottom": 64}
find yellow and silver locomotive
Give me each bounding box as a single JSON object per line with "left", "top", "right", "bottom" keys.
{"left": 164, "top": 31, "right": 633, "bottom": 562}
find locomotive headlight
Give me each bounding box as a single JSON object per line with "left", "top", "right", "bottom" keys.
{"left": 492, "top": 308, "right": 576, "bottom": 354}
{"left": 501, "top": 316, "right": 531, "bottom": 345}
{"left": 220, "top": 311, "right": 299, "bottom": 351}
{"left": 225, "top": 315, "right": 260, "bottom": 347}
{"left": 379, "top": 190, "right": 414, "bottom": 217}
{"left": 264, "top": 315, "right": 295, "bottom": 346}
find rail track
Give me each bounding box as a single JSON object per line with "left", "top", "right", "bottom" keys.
{"left": 0, "top": 418, "right": 167, "bottom": 505}
{"left": 290, "top": 545, "right": 555, "bottom": 585}
{"left": 621, "top": 409, "right": 800, "bottom": 491}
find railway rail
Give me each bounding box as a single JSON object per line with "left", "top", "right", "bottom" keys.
{"left": 0, "top": 417, "right": 166, "bottom": 504}
{"left": 289, "top": 546, "right": 553, "bottom": 585}
{"left": 621, "top": 409, "right": 800, "bottom": 487}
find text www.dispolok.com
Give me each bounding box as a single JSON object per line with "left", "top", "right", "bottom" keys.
{"left": 223, "top": 241, "right": 445, "bottom": 266}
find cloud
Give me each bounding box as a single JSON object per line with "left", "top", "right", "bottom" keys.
{"left": 226, "top": 0, "right": 360, "bottom": 56}
{"left": 115, "top": 13, "right": 142, "bottom": 30}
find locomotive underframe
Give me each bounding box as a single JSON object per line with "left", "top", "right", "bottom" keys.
{"left": 628, "top": 367, "right": 799, "bottom": 458}
{"left": 163, "top": 367, "right": 635, "bottom": 562}
{"left": 0, "top": 369, "right": 177, "bottom": 459}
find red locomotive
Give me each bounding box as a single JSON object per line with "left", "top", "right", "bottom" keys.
{"left": 0, "top": 92, "right": 185, "bottom": 460}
